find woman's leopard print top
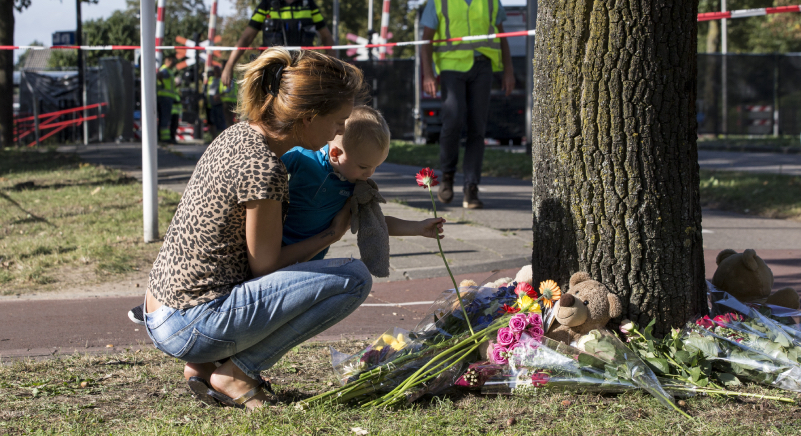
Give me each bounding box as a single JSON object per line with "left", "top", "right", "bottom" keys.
{"left": 148, "top": 122, "right": 289, "bottom": 309}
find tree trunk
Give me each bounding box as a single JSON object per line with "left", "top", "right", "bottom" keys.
{"left": 0, "top": 0, "right": 14, "bottom": 147}
{"left": 530, "top": 0, "right": 706, "bottom": 335}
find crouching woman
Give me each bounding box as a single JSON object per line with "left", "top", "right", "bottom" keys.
{"left": 143, "top": 48, "right": 371, "bottom": 410}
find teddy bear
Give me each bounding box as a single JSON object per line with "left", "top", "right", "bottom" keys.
{"left": 711, "top": 249, "right": 799, "bottom": 310}
{"left": 545, "top": 271, "right": 622, "bottom": 345}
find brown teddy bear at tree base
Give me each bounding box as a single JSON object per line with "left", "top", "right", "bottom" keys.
{"left": 545, "top": 272, "right": 623, "bottom": 345}
{"left": 711, "top": 249, "right": 800, "bottom": 310}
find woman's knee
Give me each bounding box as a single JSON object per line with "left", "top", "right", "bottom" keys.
{"left": 343, "top": 259, "right": 372, "bottom": 296}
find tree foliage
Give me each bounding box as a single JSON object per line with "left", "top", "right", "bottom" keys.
{"left": 698, "top": 0, "right": 801, "bottom": 53}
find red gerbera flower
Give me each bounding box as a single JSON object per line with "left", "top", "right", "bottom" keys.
{"left": 415, "top": 168, "right": 439, "bottom": 188}
{"left": 502, "top": 304, "right": 520, "bottom": 314}
{"left": 514, "top": 282, "right": 538, "bottom": 298}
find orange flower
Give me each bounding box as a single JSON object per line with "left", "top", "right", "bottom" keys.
{"left": 539, "top": 280, "right": 562, "bottom": 309}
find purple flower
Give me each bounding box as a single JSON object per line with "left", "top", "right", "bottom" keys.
{"left": 490, "top": 343, "right": 509, "bottom": 365}
{"left": 527, "top": 312, "right": 543, "bottom": 328}
{"left": 509, "top": 313, "right": 529, "bottom": 333}
{"left": 497, "top": 327, "right": 516, "bottom": 346}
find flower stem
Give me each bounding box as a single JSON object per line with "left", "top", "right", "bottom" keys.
{"left": 667, "top": 387, "right": 796, "bottom": 403}
{"left": 427, "top": 186, "right": 474, "bottom": 336}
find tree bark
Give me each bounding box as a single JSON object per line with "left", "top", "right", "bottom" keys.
{"left": 530, "top": 0, "right": 706, "bottom": 335}
{"left": 0, "top": 0, "right": 14, "bottom": 147}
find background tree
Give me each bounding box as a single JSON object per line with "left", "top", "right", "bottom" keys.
{"left": 697, "top": 0, "right": 801, "bottom": 53}
{"left": 530, "top": 0, "right": 706, "bottom": 335}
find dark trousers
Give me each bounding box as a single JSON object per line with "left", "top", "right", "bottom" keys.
{"left": 438, "top": 58, "right": 493, "bottom": 187}
{"left": 170, "top": 113, "right": 180, "bottom": 142}
{"left": 223, "top": 102, "right": 236, "bottom": 128}
{"left": 156, "top": 97, "right": 173, "bottom": 142}
{"left": 208, "top": 104, "right": 226, "bottom": 135}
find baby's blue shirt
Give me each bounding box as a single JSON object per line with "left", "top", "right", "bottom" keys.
{"left": 280, "top": 145, "right": 355, "bottom": 250}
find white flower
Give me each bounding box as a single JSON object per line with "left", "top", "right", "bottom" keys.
{"left": 620, "top": 319, "right": 634, "bottom": 335}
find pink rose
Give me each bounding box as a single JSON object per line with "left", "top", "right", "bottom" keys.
{"left": 526, "top": 324, "right": 544, "bottom": 341}
{"left": 530, "top": 372, "right": 550, "bottom": 387}
{"left": 527, "top": 313, "right": 543, "bottom": 328}
{"left": 490, "top": 343, "right": 509, "bottom": 365}
{"left": 497, "top": 327, "right": 516, "bottom": 346}
{"left": 509, "top": 313, "right": 529, "bottom": 333}
{"left": 518, "top": 332, "right": 541, "bottom": 350}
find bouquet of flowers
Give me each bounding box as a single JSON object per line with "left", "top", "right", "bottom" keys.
{"left": 479, "top": 328, "right": 690, "bottom": 417}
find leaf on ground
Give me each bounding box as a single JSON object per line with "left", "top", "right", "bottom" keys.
{"left": 91, "top": 187, "right": 102, "bottom": 195}
{"left": 350, "top": 427, "right": 369, "bottom": 435}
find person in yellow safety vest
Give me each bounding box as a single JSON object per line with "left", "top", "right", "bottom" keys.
{"left": 420, "top": 0, "right": 515, "bottom": 210}
{"left": 220, "top": 77, "right": 238, "bottom": 129}
{"left": 156, "top": 56, "right": 179, "bottom": 143}
{"left": 170, "top": 77, "right": 183, "bottom": 143}
{"left": 205, "top": 66, "right": 227, "bottom": 139}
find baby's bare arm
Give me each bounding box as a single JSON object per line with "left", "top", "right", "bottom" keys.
{"left": 385, "top": 216, "right": 444, "bottom": 239}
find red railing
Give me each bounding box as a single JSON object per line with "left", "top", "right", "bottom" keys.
{"left": 14, "top": 103, "right": 107, "bottom": 147}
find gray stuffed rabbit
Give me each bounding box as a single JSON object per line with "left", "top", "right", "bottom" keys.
{"left": 350, "top": 179, "right": 390, "bottom": 277}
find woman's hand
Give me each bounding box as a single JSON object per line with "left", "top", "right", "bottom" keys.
{"left": 327, "top": 200, "right": 352, "bottom": 242}
{"left": 419, "top": 217, "right": 445, "bottom": 239}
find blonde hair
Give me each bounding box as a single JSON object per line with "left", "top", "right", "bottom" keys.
{"left": 341, "top": 106, "right": 391, "bottom": 154}
{"left": 235, "top": 48, "right": 369, "bottom": 138}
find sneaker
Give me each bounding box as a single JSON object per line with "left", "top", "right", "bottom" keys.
{"left": 128, "top": 304, "right": 145, "bottom": 326}
{"left": 437, "top": 172, "right": 455, "bottom": 204}
{"left": 463, "top": 184, "right": 484, "bottom": 209}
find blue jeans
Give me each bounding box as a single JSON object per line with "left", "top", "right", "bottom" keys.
{"left": 145, "top": 258, "right": 371, "bottom": 381}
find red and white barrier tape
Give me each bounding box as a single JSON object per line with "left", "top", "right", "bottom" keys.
{"left": 698, "top": 5, "right": 800, "bottom": 21}
{"left": 3, "top": 5, "right": 800, "bottom": 52}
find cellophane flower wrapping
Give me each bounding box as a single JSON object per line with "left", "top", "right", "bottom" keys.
{"left": 414, "top": 285, "right": 519, "bottom": 338}
{"left": 331, "top": 327, "right": 422, "bottom": 385}
{"left": 481, "top": 329, "right": 679, "bottom": 411}
{"left": 680, "top": 313, "right": 801, "bottom": 392}
{"left": 708, "top": 280, "right": 801, "bottom": 346}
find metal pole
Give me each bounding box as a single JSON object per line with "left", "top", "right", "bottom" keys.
{"left": 76, "top": 0, "right": 87, "bottom": 145}
{"left": 333, "top": 0, "right": 340, "bottom": 58}
{"left": 367, "top": 0, "right": 374, "bottom": 61}
{"left": 721, "top": 0, "right": 727, "bottom": 136}
{"left": 140, "top": 0, "right": 159, "bottom": 243}
{"left": 24, "top": 73, "right": 41, "bottom": 146}
{"left": 773, "top": 54, "right": 779, "bottom": 137}
{"left": 525, "top": 0, "right": 537, "bottom": 155}
{"left": 413, "top": 6, "right": 422, "bottom": 144}
{"left": 205, "top": 0, "right": 218, "bottom": 84}
{"left": 155, "top": 0, "right": 166, "bottom": 66}
{"left": 82, "top": 33, "right": 88, "bottom": 144}
{"left": 193, "top": 32, "right": 202, "bottom": 140}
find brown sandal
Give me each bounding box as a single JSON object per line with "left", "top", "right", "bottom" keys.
{"left": 207, "top": 380, "right": 272, "bottom": 409}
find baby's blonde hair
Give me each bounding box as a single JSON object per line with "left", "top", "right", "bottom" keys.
{"left": 341, "top": 106, "right": 391, "bottom": 154}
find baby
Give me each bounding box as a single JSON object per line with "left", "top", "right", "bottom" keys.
{"left": 281, "top": 105, "right": 443, "bottom": 260}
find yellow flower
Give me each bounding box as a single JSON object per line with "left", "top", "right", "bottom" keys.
{"left": 517, "top": 294, "right": 542, "bottom": 314}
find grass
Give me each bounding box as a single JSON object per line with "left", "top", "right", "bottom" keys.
{"left": 386, "top": 142, "right": 801, "bottom": 221}
{"left": 1, "top": 343, "right": 800, "bottom": 435}
{"left": 697, "top": 135, "right": 801, "bottom": 150}
{"left": 0, "top": 147, "right": 182, "bottom": 295}
{"left": 699, "top": 170, "right": 801, "bottom": 220}
{"left": 387, "top": 141, "right": 533, "bottom": 180}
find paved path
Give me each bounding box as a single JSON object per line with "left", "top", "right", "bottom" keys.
{"left": 2, "top": 143, "right": 796, "bottom": 359}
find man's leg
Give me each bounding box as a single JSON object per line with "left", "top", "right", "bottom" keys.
{"left": 461, "top": 59, "right": 493, "bottom": 209}
{"left": 157, "top": 97, "right": 173, "bottom": 143}
{"left": 437, "top": 70, "right": 468, "bottom": 204}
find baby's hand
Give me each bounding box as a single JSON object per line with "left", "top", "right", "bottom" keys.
{"left": 421, "top": 218, "right": 445, "bottom": 239}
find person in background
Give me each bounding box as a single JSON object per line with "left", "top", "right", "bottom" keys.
{"left": 170, "top": 76, "right": 183, "bottom": 144}
{"left": 205, "top": 66, "right": 227, "bottom": 138}
{"left": 221, "top": 76, "right": 238, "bottom": 128}
{"left": 420, "top": 0, "right": 515, "bottom": 209}
{"left": 156, "top": 55, "right": 178, "bottom": 144}
{"left": 220, "top": 0, "right": 335, "bottom": 88}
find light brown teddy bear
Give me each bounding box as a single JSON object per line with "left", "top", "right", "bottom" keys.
{"left": 711, "top": 249, "right": 799, "bottom": 310}
{"left": 545, "top": 272, "right": 622, "bottom": 345}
